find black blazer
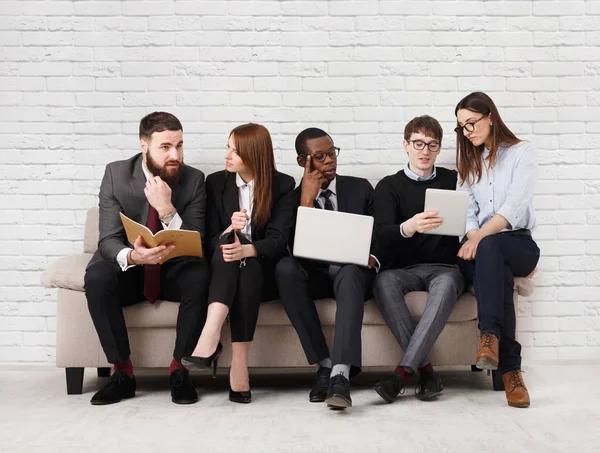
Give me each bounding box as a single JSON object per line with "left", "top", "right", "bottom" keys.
{"left": 205, "top": 170, "right": 296, "bottom": 263}
{"left": 282, "top": 175, "right": 376, "bottom": 253}
{"left": 87, "top": 153, "right": 206, "bottom": 270}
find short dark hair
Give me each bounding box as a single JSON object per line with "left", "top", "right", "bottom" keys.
{"left": 294, "top": 127, "right": 331, "bottom": 155}
{"left": 139, "top": 112, "right": 183, "bottom": 141}
{"left": 404, "top": 115, "right": 443, "bottom": 143}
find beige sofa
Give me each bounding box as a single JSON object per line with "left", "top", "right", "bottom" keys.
{"left": 41, "top": 207, "right": 533, "bottom": 395}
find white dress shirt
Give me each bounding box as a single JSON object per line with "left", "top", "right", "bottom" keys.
{"left": 458, "top": 141, "right": 537, "bottom": 234}
{"left": 315, "top": 177, "right": 338, "bottom": 210}
{"left": 236, "top": 173, "right": 254, "bottom": 241}
{"left": 115, "top": 162, "right": 183, "bottom": 271}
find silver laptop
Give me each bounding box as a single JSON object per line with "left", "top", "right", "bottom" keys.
{"left": 423, "top": 188, "right": 470, "bottom": 236}
{"left": 293, "top": 207, "right": 374, "bottom": 266}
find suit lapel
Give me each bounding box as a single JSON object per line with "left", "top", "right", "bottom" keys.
{"left": 335, "top": 175, "right": 349, "bottom": 213}
{"left": 223, "top": 172, "right": 240, "bottom": 218}
{"left": 130, "top": 155, "right": 149, "bottom": 223}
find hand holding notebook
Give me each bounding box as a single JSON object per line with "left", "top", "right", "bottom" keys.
{"left": 119, "top": 212, "right": 203, "bottom": 264}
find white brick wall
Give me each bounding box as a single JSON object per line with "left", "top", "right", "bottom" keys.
{"left": 1, "top": 0, "right": 599, "bottom": 363}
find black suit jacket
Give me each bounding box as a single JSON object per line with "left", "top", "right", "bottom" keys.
{"left": 282, "top": 175, "right": 377, "bottom": 254}
{"left": 205, "top": 170, "right": 296, "bottom": 263}
{"left": 87, "top": 153, "right": 207, "bottom": 270}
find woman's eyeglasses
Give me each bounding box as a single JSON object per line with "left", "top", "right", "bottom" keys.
{"left": 454, "top": 114, "right": 489, "bottom": 134}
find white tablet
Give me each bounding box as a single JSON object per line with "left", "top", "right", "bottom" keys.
{"left": 423, "top": 188, "right": 469, "bottom": 237}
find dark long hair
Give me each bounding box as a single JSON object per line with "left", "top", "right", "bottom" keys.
{"left": 455, "top": 92, "right": 521, "bottom": 185}
{"left": 229, "top": 123, "right": 275, "bottom": 230}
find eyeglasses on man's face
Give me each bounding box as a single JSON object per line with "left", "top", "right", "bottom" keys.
{"left": 408, "top": 140, "right": 440, "bottom": 153}
{"left": 301, "top": 147, "right": 340, "bottom": 163}
{"left": 454, "top": 114, "right": 489, "bottom": 134}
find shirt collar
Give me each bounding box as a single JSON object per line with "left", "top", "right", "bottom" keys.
{"left": 404, "top": 164, "right": 436, "bottom": 182}
{"left": 236, "top": 173, "right": 254, "bottom": 188}
{"left": 142, "top": 161, "right": 152, "bottom": 181}
{"left": 318, "top": 177, "right": 337, "bottom": 197}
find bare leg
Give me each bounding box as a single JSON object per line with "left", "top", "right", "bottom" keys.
{"left": 192, "top": 302, "right": 229, "bottom": 357}
{"left": 230, "top": 341, "right": 251, "bottom": 392}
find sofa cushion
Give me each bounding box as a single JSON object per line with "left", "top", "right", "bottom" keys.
{"left": 41, "top": 253, "right": 92, "bottom": 292}
{"left": 114, "top": 291, "right": 478, "bottom": 329}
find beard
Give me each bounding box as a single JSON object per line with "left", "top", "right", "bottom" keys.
{"left": 146, "top": 152, "right": 183, "bottom": 185}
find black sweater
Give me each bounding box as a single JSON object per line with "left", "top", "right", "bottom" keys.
{"left": 373, "top": 167, "right": 460, "bottom": 270}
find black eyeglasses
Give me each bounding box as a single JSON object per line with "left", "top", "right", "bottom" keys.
{"left": 301, "top": 147, "right": 340, "bottom": 163}
{"left": 408, "top": 140, "right": 440, "bottom": 152}
{"left": 454, "top": 114, "right": 489, "bottom": 134}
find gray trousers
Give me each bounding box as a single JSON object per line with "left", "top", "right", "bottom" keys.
{"left": 373, "top": 264, "right": 465, "bottom": 373}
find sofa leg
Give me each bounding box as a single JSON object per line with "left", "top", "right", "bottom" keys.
{"left": 66, "top": 368, "right": 84, "bottom": 395}
{"left": 471, "top": 365, "right": 482, "bottom": 372}
{"left": 97, "top": 367, "right": 111, "bottom": 377}
{"left": 492, "top": 370, "right": 504, "bottom": 391}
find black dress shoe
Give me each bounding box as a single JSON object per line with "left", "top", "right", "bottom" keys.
{"left": 373, "top": 373, "right": 405, "bottom": 403}
{"left": 181, "top": 342, "right": 223, "bottom": 378}
{"left": 325, "top": 374, "right": 352, "bottom": 409}
{"left": 90, "top": 370, "right": 136, "bottom": 405}
{"left": 309, "top": 367, "right": 331, "bottom": 402}
{"left": 229, "top": 388, "right": 252, "bottom": 404}
{"left": 416, "top": 370, "right": 444, "bottom": 401}
{"left": 170, "top": 369, "right": 198, "bottom": 404}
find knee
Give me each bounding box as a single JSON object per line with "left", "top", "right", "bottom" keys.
{"left": 477, "top": 235, "right": 502, "bottom": 257}
{"left": 84, "top": 260, "right": 118, "bottom": 291}
{"left": 334, "top": 264, "right": 363, "bottom": 283}
{"left": 431, "top": 274, "right": 462, "bottom": 298}
{"left": 275, "top": 257, "right": 303, "bottom": 283}
{"left": 373, "top": 270, "right": 395, "bottom": 295}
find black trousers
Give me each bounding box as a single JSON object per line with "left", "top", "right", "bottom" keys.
{"left": 275, "top": 256, "right": 374, "bottom": 374}
{"left": 459, "top": 232, "right": 540, "bottom": 373}
{"left": 84, "top": 257, "right": 210, "bottom": 364}
{"left": 208, "top": 248, "right": 277, "bottom": 343}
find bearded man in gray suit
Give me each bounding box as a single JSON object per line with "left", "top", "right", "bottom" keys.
{"left": 84, "top": 112, "right": 209, "bottom": 406}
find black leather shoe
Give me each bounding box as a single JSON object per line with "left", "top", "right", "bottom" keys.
{"left": 229, "top": 388, "right": 252, "bottom": 404}
{"left": 373, "top": 373, "right": 405, "bottom": 403}
{"left": 170, "top": 370, "right": 198, "bottom": 404}
{"left": 325, "top": 374, "right": 352, "bottom": 409}
{"left": 90, "top": 370, "right": 136, "bottom": 405}
{"left": 181, "top": 342, "right": 223, "bottom": 378}
{"left": 309, "top": 367, "right": 331, "bottom": 402}
{"left": 416, "top": 370, "right": 444, "bottom": 401}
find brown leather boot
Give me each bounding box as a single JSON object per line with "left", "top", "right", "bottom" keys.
{"left": 502, "top": 370, "right": 530, "bottom": 408}
{"left": 475, "top": 333, "right": 499, "bottom": 370}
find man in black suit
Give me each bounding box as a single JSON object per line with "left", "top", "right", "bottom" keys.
{"left": 84, "top": 112, "right": 209, "bottom": 405}
{"left": 275, "top": 128, "right": 379, "bottom": 410}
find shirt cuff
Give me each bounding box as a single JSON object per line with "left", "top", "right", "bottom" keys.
{"left": 116, "top": 247, "right": 136, "bottom": 272}
{"left": 496, "top": 205, "right": 518, "bottom": 230}
{"left": 162, "top": 212, "right": 182, "bottom": 230}
{"left": 370, "top": 254, "right": 381, "bottom": 273}
{"left": 465, "top": 221, "right": 480, "bottom": 236}
{"left": 399, "top": 222, "right": 410, "bottom": 238}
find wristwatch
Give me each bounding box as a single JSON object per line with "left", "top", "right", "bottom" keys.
{"left": 160, "top": 209, "right": 177, "bottom": 225}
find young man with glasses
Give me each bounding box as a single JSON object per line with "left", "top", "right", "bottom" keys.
{"left": 371, "top": 115, "right": 465, "bottom": 403}
{"left": 275, "top": 127, "right": 379, "bottom": 410}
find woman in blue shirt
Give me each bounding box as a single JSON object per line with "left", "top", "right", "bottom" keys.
{"left": 455, "top": 92, "right": 540, "bottom": 408}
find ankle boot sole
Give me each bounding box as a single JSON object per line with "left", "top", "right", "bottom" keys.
{"left": 475, "top": 357, "right": 499, "bottom": 370}
{"left": 91, "top": 393, "right": 135, "bottom": 405}
{"left": 508, "top": 400, "right": 530, "bottom": 408}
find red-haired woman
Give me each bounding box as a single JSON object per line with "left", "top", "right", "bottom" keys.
{"left": 183, "top": 123, "right": 295, "bottom": 403}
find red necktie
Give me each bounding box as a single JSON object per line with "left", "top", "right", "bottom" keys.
{"left": 143, "top": 205, "right": 162, "bottom": 303}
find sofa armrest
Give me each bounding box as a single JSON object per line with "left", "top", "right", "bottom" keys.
{"left": 41, "top": 253, "right": 92, "bottom": 292}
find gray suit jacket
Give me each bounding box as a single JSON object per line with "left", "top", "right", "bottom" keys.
{"left": 87, "top": 153, "right": 207, "bottom": 270}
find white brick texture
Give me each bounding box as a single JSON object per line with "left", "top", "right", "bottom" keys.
{"left": 0, "top": 0, "right": 598, "bottom": 363}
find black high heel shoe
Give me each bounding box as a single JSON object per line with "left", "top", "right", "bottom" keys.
{"left": 229, "top": 367, "right": 251, "bottom": 403}
{"left": 229, "top": 388, "right": 252, "bottom": 404}
{"left": 181, "top": 342, "right": 223, "bottom": 378}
